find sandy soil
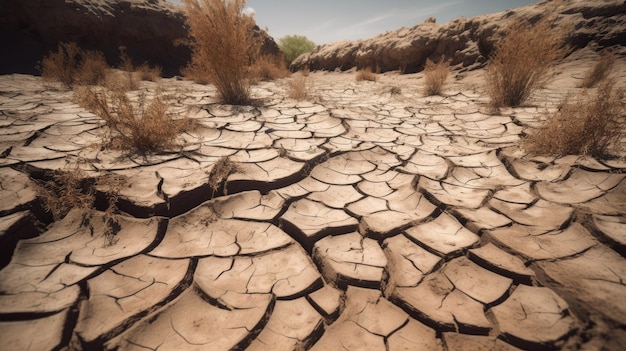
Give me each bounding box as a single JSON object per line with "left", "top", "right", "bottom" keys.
{"left": 0, "top": 47, "right": 625, "bottom": 350}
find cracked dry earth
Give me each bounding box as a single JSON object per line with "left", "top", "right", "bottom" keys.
{"left": 1, "top": 55, "right": 625, "bottom": 351}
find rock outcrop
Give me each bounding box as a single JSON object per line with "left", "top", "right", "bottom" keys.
{"left": 0, "top": 0, "right": 280, "bottom": 76}
{"left": 291, "top": 0, "right": 626, "bottom": 73}
{"left": 0, "top": 0, "right": 189, "bottom": 76}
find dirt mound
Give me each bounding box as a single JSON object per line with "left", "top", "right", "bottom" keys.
{"left": 291, "top": 0, "right": 626, "bottom": 73}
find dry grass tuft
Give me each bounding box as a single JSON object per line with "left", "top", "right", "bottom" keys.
{"left": 40, "top": 42, "right": 82, "bottom": 87}
{"left": 180, "top": 64, "right": 211, "bottom": 85}
{"left": 356, "top": 68, "right": 378, "bottom": 82}
{"left": 249, "top": 55, "right": 290, "bottom": 82}
{"left": 40, "top": 42, "right": 109, "bottom": 87}
{"left": 288, "top": 73, "right": 312, "bottom": 100}
{"left": 137, "top": 62, "right": 163, "bottom": 82}
{"left": 75, "top": 50, "right": 109, "bottom": 86}
{"left": 523, "top": 79, "right": 625, "bottom": 157}
{"left": 117, "top": 46, "right": 139, "bottom": 90}
{"left": 38, "top": 164, "right": 95, "bottom": 222}
{"left": 423, "top": 59, "right": 449, "bottom": 96}
{"left": 208, "top": 156, "right": 239, "bottom": 193}
{"left": 76, "top": 87, "right": 193, "bottom": 153}
{"left": 486, "top": 19, "right": 567, "bottom": 107}
{"left": 581, "top": 51, "right": 616, "bottom": 88}
{"left": 182, "top": 0, "right": 260, "bottom": 105}
{"left": 37, "top": 161, "right": 125, "bottom": 246}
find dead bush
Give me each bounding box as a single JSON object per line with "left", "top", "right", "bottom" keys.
{"left": 40, "top": 42, "right": 81, "bottom": 87}
{"left": 137, "top": 62, "right": 163, "bottom": 82}
{"left": 486, "top": 19, "right": 567, "bottom": 107}
{"left": 581, "top": 51, "right": 616, "bottom": 88}
{"left": 249, "top": 54, "right": 290, "bottom": 82}
{"left": 36, "top": 161, "right": 124, "bottom": 246}
{"left": 390, "top": 86, "right": 402, "bottom": 95}
{"left": 356, "top": 68, "right": 378, "bottom": 82}
{"left": 76, "top": 87, "right": 193, "bottom": 153}
{"left": 117, "top": 46, "right": 139, "bottom": 90}
{"left": 40, "top": 42, "right": 109, "bottom": 87}
{"left": 75, "top": 50, "right": 109, "bottom": 86}
{"left": 288, "top": 74, "right": 312, "bottom": 100}
{"left": 523, "top": 79, "right": 625, "bottom": 157}
{"left": 423, "top": 59, "right": 449, "bottom": 96}
{"left": 208, "top": 156, "right": 239, "bottom": 193}
{"left": 180, "top": 64, "right": 211, "bottom": 85}
{"left": 182, "top": 0, "right": 260, "bottom": 105}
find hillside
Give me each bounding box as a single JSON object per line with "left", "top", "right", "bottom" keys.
{"left": 291, "top": 0, "right": 626, "bottom": 73}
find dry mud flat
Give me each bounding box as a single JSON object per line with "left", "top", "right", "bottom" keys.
{"left": 1, "top": 52, "right": 625, "bottom": 350}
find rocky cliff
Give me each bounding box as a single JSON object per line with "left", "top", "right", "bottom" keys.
{"left": 0, "top": 0, "right": 280, "bottom": 76}
{"left": 291, "top": 0, "right": 626, "bottom": 73}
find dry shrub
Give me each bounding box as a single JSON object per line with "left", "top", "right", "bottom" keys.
{"left": 38, "top": 164, "right": 94, "bottom": 221}
{"left": 356, "top": 67, "right": 378, "bottom": 82}
{"left": 182, "top": 0, "right": 260, "bottom": 105}
{"left": 101, "top": 63, "right": 139, "bottom": 93}
{"left": 581, "top": 51, "right": 616, "bottom": 88}
{"left": 208, "top": 156, "right": 239, "bottom": 193}
{"left": 40, "top": 42, "right": 81, "bottom": 87}
{"left": 137, "top": 62, "right": 162, "bottom": 82}
{"left": 288, "top": 74, "right": 312, "bottom": 100}
{"left": 423, "top": 59, "right": 449, "bottom": 96}
{"left": 249, "top": 54, "right": 290, "bottom": 82}
{"left": 76, "top": 87, "right": 193, "bottom": 153}
{"left": 180, "top": 64, "right": 211, "bottom": 85}
{"left": 390, "top": 86, "right": 402, "bottom": 95}
{"left": 524, "top": 79, "right": 625, "bottom": 157}
{"left": 40, "top": 42, "right": 109, "bottom": 87}
{"left": 74, "top": 50, "right": 109, "bottom": 86}
{"left": 486, "top": 19, "right": 567, "bottom": 107}
{"left": 37, "top": 162, "right": 124, "bottom": 246}
{"left": 117, "top": 46, "right": 139, "bottom": 90}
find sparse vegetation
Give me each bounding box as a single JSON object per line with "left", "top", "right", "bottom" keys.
{"left": 36, "top": 161, "right": 124, "bottom": 246}
{"left": 279, "top": 35, "right": 316, "bottom": 65}
{"left": 208, "top": 156, "right": 239, "bottom": 193}
{"left": 40, "top": 42, "right": 109, "bottom": 87}
{"left": 356, "top": 68, "right": 378, "bottom": 82}
{"left": 581, "top": 51, "right": 616, "bottom": 88}
{"left": 423, "top": 59, "right": 449, "bottom": 96}
{"left": 249, "top": 54, "right": 290, "bottom": 81}
{"left": 40, "top": 42, "right": 159, "bottom": 90}
{"left": 389, "top": 86, "right": 402, "bottom": 95}
{"left": 182, "top": 0, "right": 260, "bottom": 105}
{"left": 288, "top": 73, "right": 312, "bottom": 100}
{"left": 76, "top": 87, "right": 193, "bottom": 153}
{"left": 523, "top": 79, "right": 625, "bottom": 157}
{"left": 117, "top": 46, "right": 139, "bottom": 90}
{"left": 179, "top": 63, "right": 211, "bottom": 85}
{"left": 74, "top": 50, "right": 109, "bottom": 86}
{"left": 137, "top": 62, "right": 163, "bottom": 82}
{"left": 486, "top": 19, "right": 567, "bottom": 107}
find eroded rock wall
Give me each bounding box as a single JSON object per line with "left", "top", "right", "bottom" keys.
{"left": 0, "top": 0, "right": 280, "bottom": 76}
{"left": 0, "top": 0, "right": 190, "bottom": 76}
{"left": 291, "top": 0, "right": 626, "bottom": 73}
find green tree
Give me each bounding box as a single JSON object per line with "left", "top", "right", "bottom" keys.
{"left": 279, "top": 35, "right": 316, "bottom": 65}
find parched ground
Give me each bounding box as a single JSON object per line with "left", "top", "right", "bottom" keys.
{"left": 1, "top": 49, "right": 625, "bottom": 351}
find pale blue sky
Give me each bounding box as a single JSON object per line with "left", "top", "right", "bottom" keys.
{"left": 170, "top": 1, "right": 537, "bottom": 44}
